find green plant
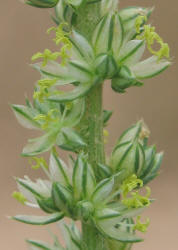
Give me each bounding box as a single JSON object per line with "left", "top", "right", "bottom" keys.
{"left": 11, "top": 0, "right": 171, "bottom": 249}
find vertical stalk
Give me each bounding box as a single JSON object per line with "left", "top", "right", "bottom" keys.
{"left": 82, "top": 222, "right": 108, "bottom": 250}
{"left": 75, "top": 2, "right": 100, "bottom": 40}
{"left": 85, "top": 83, "right": 105, "bottom": 168}
{"left": 73, "top": 2, "right": 105, "bottom": 169}
{"left": 73, "top": 2, "right": 117, "bottom": 250}
{"left": 73, "top": 3, "right": 107, "bottom": 249}
{"left": 79, "top": 83, "right": 106, "bottom": 249}
{"left": 107, "top": 240, "right": 132, "bottom": 250}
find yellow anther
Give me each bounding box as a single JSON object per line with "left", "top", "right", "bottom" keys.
{"left": 135, "top": 15, "right": 147, "bottom": 33}
{"left": 12, "top": 191, "right": 27, "bottom": 205}
{"left": 34, "top": 109, "right": 59, "bottom": 130}
{"left": 66, "top": 102, "right": 73, "bottom": 110}
{"left": 31, "top": 49, "right": 60, "bottom": 67}
{"left": 103, "top": 129, "right": 109, "bottom": 144}
{"left": 34, "top": 114, "right": 46, "bottom": 121}
{"left": 122, "top": 186, "right": 151, "bottom": 208}
{"left": 28, "top": 157, "right": 48, "bottom": 170}
{"left": 121, "top": 174, "right": 143, "bottom": 198}
{"left": 134, "top": 216, "right": 150, "bottom": 233}
{"left": 47, "top": 23, "right": 72, "bottom": 65}
{"left": 33, "top": 90, "right": 50, "bottom": 103}
{"left": 156, "top": 42, "right": 170, "bottom": 61}
{"left": 103, "top": 129, "right": 109, "bottom": 137}
{"left": 38, "top": 78, "right": 57, "bottom": 88}
{"left": 33, "top": 79, "right": 57, "bottom": 103}
{"left": 135, "top": 16, "right": 170, "bottom": 61}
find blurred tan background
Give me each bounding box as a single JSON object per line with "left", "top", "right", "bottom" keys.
{"left": 0, "top": 0, "right": 177, "bottom": 249}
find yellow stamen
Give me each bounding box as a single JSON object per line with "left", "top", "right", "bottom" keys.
{"left": 12, "top": 191, "right": 27, "bottom": 205}
{"left": 134, "top": 216, "right": 150, "bottom": 232}
{"left": 31, "top": 49, "right": 60, "bottom": 67}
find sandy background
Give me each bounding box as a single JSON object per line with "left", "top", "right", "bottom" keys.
{"left": 0, "top": 0, "right": 177, "bottom": 249}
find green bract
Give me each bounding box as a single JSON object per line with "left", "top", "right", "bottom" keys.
{"left": 26, "top": 0, "right": 59, "bottom": 8}
{"left": 11, "top": 0, "right": 171, "bottom": 250}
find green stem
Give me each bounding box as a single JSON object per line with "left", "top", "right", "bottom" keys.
{"left": 73, "top": 3, "right": 107, "bottom": 249}
{"left": 107, "top": 240, "right": 132, "bottom": 250}
{"left": 82, "top": 222, "right": 108, "bottom": 250}
{"left": 73, "top": 2, "right": 126, "bottom": 250}
{"left": 73, "top": 2, "right": 105, "bottom": 169}
{"left": 75, "top": 2, "right": 100, "bottom": 40}
{"left": 85, "top": 83, "right": 105, "bottom": 168}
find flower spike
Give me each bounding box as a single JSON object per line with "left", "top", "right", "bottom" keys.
{"left": 11, "top": 0, "right": 172, "bottom": 249}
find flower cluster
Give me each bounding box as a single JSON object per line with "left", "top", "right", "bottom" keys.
{"left": 30, "top": 5, "right": 170, "bottom": 105}
{"left": 12, "top": 121, "right": 162, "bottom": 246}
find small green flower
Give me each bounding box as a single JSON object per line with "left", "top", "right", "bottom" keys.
{"left": 12, "top": 98, "right": 86, "bottom": 156}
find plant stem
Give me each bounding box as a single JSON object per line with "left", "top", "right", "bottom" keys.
{"left": 74, "top": 2, "right": 105, "bottom": 169}
{"left": 73, "top": 3, "right": 107, "bottom": 249}
{"left": 107, "top": 240, "right": 132, "bottom": 250}
{"left": 82, "top": 222, "right": 108, "bottom": 250}
{"left": 85, "top": 83, "right": 105, "bottom": 168}
{"left": 73, "top": 3, "right": 120, "bottom": 250}
{"left": 75, "top": 2, "right": 100, "bottom": 40}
